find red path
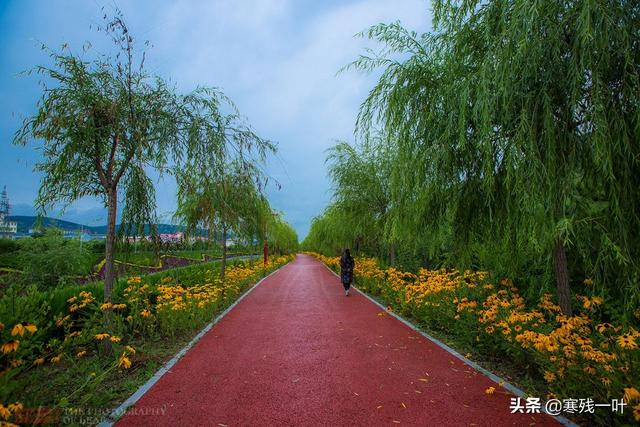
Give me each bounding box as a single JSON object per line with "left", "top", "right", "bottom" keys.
{"left": 117, "top": 254, "right": 558, "bottom": 426}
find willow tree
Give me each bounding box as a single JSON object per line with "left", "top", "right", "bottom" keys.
{"left": 174, "top": 92, "right": 276, "bottom": 281}
{"left": 216, "top": 165, "right": 260, "bottom": 279}
{"left": 302, "top": 204, "right": 357, "bottom": 255}
{"left": 14, "top": 13, "right": 181, "bottom": 310}
{"left": 348, "top": 0, "right": 640, "bottom": 315}
{"left": 326, "top": 139, "right": 395, "bottom": 262}
{"left": 266, "top": 212, "right": 299, "bottom": 255}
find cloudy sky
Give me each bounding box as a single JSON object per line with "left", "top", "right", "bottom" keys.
{"left": 0, "top": 0, "right": 431, "bottom": 239}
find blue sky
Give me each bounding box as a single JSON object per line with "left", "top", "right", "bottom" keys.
{"left": 0, "top": 0, "right": 430, "bottom": 239}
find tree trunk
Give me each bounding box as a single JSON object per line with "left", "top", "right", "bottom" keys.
{"left": 553, "top": 238, "right": 572, "bottom": 315}
{"left": 389, "top": 243, "right": 396, "bottom": 267}
{"left": 220, "top": 223, "right": 227, "bottom": 282}
{"left": 104, "top": 188, "right": 118, "bottom": 303}
{"left": 102, "top": 187, "right": 118, "bottom": 353}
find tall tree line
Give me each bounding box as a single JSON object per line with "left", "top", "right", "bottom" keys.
{"left": 304, "top": 0, "right": 640, "bottom": 319}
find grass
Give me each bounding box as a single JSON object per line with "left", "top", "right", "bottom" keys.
{"left": 115, "top": 252, "right": 159, "bottom": 267}
{"left": 17, "top": 330, "right": 196, "bottom": 412}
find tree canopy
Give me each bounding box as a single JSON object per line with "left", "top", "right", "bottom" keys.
{"left": 14, "top": 11, "right": 281, "bottom": 307}
{"left": 307, "top": 0, "right": 640, "bottom": 319}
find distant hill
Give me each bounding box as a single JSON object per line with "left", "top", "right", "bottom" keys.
{"left": 7, "top": 216, "right": 192, "bottom": 236}
{"left": 89, "top": 223, "right": 193, "bottom": 235}
{"left": 8, "top": 215, "right": 91, "bottom": 234}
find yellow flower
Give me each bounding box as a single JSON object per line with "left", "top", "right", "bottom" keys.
{"left": 1, "top": 340, "right": 19, "bottom": 354}
{"left": 617, "top": 334, "right": 638, "bottom": 349}
{"left": 583, "top": 365, "right": 596, "bottom": 375}
{"left": 624, "top": 387, "right": 640, "bottom": 404}
{"left": 140, "top": 309, "right": 151, "bottom": 318}
{"left": 24, "top": 323, "right": 37, "bottom": 334}
{"left": 95, "top": 333, "right": 110, "bottom": 341}
{"left": 55, "top": 315, "right": 70, "bottom": 327}
{"left": 485, "top": 326, "right": 495, "bottom": 334}
{"left": 546, "top": 341, "right": 559, "bottom": 352}
{"left": 100, "top": 302, "right": 113, "bottom": 311}
{"left": 0, "top": 405, "right": 10, "bottom": 420}
{"left": 601, "top": 377, "right": 611, "bottom": 386}
{"left": 544, "top": 371, "right": 556, "bottom": 383}
{"left": 7, "top": 402, "right": 23, "bottom": 413}
{"left": 51, "top": 354, "right": 63, "bottom": 364}
{"left": 10, "top": 359, "right": 23, "bottom": 368}
{"left": 119, "top": 353, "right": 132, "bottom": 369}
{"left": 634, "top": 404, "right": 640, "bottom": 422}
{"left": 485, "top": 386, "right": 495, "bottom": 395}
{"left": 76, "top": 350, "right": 87, "bottom": 358}
{"left": 110, "top": 336, "right": 121, "bottom": 343}
{"left": 125, "top": 345, "right": 136, "bottom": 354}
{"left": 583, "top": 278, "right": 593, "bottom": 285}
{"left": 10, "top": 324, "right": 24, "bottom": 337}
{"left": 33, "top": 357, "right": 45, "bottom": 366}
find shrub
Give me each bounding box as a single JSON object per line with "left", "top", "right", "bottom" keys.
{"left": 0, "top": 239, "right": 19, "bottom": 255}
{"left": 18, "top": 235, "right": 90, "bottom": 288}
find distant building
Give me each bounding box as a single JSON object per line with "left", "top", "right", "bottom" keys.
{"left": 0, "top": 186, "right": 17, "bottom": 238}
{"left": 159, "top": 232, "right": 184, "bottom": 243}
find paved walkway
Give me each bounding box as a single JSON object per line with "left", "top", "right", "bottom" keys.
{"left": 117, "top": 254, "right": 558, "bottom": 426}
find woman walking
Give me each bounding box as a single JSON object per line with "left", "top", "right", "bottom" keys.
{"left": 340, "top": 249, "right": 355, "bottom": 296}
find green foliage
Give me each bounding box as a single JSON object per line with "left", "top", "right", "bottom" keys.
{"left": 267, "top": 212, "right": 299, "bottom": 255}
{"left": 8, "top": 231, "right": 97, "bottom": 289}
{"left": 308, "top": 0, "right": 640, "bottom": 318}
{"left": 0, "top": 252, "right": 21, "bottom": 270}
{"left": 15, "top": 9, "right": 279, "bottom": 304}
{"left": 175, "top": 161, "right": 298, "bottom": 263}
{"left": 0, "top": 239, "right": 19, "bottom": 254}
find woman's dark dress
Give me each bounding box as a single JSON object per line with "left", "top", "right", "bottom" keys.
{"left": 340, "top": 255, "right": 355, "bottom": 290}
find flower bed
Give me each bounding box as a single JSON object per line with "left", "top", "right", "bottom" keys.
{"left": 308, "top": 252, "right": 640, "bottom": 425}
{"left": 0, "top": 255, "right": 293, "bottom": 424}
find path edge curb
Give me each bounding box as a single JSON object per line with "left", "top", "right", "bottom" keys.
{"left": 97, "top": 261, "right": 291, "bottom": 427}
{"left": 319, "top": 260, "right": 578, "bottom": 427}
